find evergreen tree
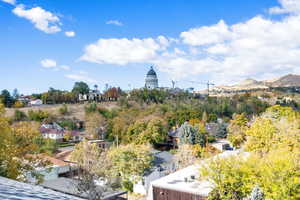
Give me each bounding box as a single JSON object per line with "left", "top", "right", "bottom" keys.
{"left": 216, "top": 123, "right": 227, "bottom": 138}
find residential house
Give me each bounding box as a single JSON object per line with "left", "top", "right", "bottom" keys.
{"left": 133, "top": 151, "right": 176, "bottom": 195}
{"left": 0, "top": 176, "right": 127, "bottom": 200}
{"left": 26, "top": 154, "right": 73, "bottom": 184}
{"left": 70, "top": 130, "right": 85, "bottom": 142}
{"left": 0, "top": 176, "right": 84, "bottom": 200}
{"left": 147, "top": 150, "right": 245, "bottom": 200}
{"left": 40, "top": 122, "right": 64, "bottom": 141}
{"left": 211, "top": 139, "right": 232, "bottom": 152}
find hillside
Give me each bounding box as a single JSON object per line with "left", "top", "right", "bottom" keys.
{"left": 213, "top": 74, "right": 300, "bottom": 92}
{"left": 5, "top": 102, "right": 118, "bottom": 121}
{"left": 270, "top": 74, "right": 300, "bottom": 87}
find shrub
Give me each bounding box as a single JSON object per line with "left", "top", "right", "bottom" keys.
{"left": 13, "top": 110, "right": 27, "bottom": 121}
{"left": 13, "top": 101, "right": 24, "bottom": 108}
{"left": 58, "top": 104, "right": 68, "bottom": 115}
{"left": 85, "top": 103, "right": 97, "bottom": 113}
{"left": 28, "top": 110, "right": 49, "bottom": 122}
{"left": 58, "top": 119, "right": 77, "bottom": 130}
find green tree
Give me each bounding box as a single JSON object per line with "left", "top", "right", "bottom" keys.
{"left": 0, "top": 89, "right": 14, "bottom": 107}
{"left": 72, "top": 81, "right": 90, "bottom": 95}
{"left": 108, "top": 144, "right": 153, "bottom": 191}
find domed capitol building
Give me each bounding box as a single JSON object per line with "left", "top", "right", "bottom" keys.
{"left": 145, "top": 66, "right": 159, "bottom": 89}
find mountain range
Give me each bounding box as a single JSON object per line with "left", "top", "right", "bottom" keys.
{"left": 213, "top": 74, "right": 300, "bottom": 92}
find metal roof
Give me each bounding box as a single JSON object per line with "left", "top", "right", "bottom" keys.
{"left": 0, "top": 176, "right": 84, "bottom": 200}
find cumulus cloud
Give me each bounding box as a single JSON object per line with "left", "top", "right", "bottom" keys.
{"left": 12, "top": 5, "right": 61, "bottom": 34}
{"left": 180, "top": 20, "right": 232, "bottom": 46}
{"left": 269, "top": 0, "right": 300, "bottom": 15}
{"left": 65, "top": 31, "right": 75, "bottom": 37}
{"left": 80, "top": 0, "right": 300, "bottom": 85}
{"left": 65, "top": 71, "right": 97, "bottom": 83}
{"left": 106, "top": 20, "right": 123, "bottom": 26}
{"left": 1, "top": 0, "right": 16, "bottom": 5}
{"left": 41, "top": 59, "right": 56, "bottom": 68}
{"left": 80, "top": 36, "right": 169, "bottom": 65}
{"left": 41, "top": 59, "right": 70, "bottom": 71}
{"left": 157, "top": 14, "right": 300, "bottom": 82}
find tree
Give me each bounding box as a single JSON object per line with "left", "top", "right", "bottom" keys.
{"left": 72, "top": 81, "right": 90, "bottom": 95}
{"left": 216, "top": 123, "right": 227, "bottom": 138}
{"left": 85, "top": 113, "right": 107, "bottom": 139}
{"left": 108, "top": 144, "right": 153, "bottom": 191}
{"left": 0, "top": 115, "right": 43, "bottom": 180}
{"left": 245, "top": 105, "right": 300, "bottom": 153}
{"left": 12, "top": 88, "right": 19, "bottom": 99}
{"left": 127, "top": 117, "right": 168, "bottom": 145}
{"left": 0, "top": 89, "right": 14, "bottom": 107}
{"left": 201, "top": 105, "right": 300, "bottom": 200}
{"left": 227, "top": 113, "right": 248, "bottom": 148}
{"left": 71, "top": 140, "right": 112, "bottom": 200}
{"left": 179, "top": 122, "right": 207, "bottom": 147}
{"left": 174, "top": 144, "right": 198, "bottom": 169}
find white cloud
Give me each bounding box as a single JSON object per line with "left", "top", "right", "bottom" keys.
{"left": 65, "top": 71, "right": 97, "bottom": 83}
{"left": 1, "top": 0, "right": 16, "bottom": 5}
{"left": 269, "top": 0, "right": 300, "bottom": 15}
{"left": 12, "top": 5, "right": 61, "bottom": 34}
{"left": 80, "top": 36, "right": 169, "bottom": 65}
{"left": 60, "top": 65, "right": 70, "bottom": 70}
{"left": 65, "top": 31, "right": 75, "bottom": 37}
{"left": 41, "top": 59, "right": 56, "bottom": 68}
{"left": 80, "top": 0, "right": 300, "bottom": 85}
{"left": 106, "top": 20, "right": 123, "bottom": 26}
{"left": 41, "top": 59, "right": 70, "bottom": 71}
{"left": 180, "top": 20, "right": 232, "bottom": 46}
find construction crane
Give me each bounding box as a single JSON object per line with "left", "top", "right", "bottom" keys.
{"left": 187, "top": 80, "right": 215, "bottom": 96}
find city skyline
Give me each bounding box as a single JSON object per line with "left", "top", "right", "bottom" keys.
{"left": 1, "top": 0, "right": 300, "bottom": 94}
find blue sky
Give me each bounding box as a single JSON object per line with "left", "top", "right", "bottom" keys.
{"left": 1, "top": 0, "right": 300, "bottom": 94}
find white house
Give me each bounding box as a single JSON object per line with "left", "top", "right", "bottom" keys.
{"left": 30, "top": 99, "right": 43, "bottom": 106}
{"left": 40, "top": 123, "right": 64, "bottom": 141}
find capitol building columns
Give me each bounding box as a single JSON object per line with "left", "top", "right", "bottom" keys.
{"left": 145, "top": 66, "right": 159, "bottom": 89}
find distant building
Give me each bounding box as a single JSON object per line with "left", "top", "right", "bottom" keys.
{"left": 29, "top": 99, "right": 43, "bottom": 106}
{"left": 145, "top": 66, "right": 159, "bottom": 89}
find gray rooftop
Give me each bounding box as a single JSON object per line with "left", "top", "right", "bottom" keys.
{"left": 0, "top": 176, "right": 84, "bottom": 200}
